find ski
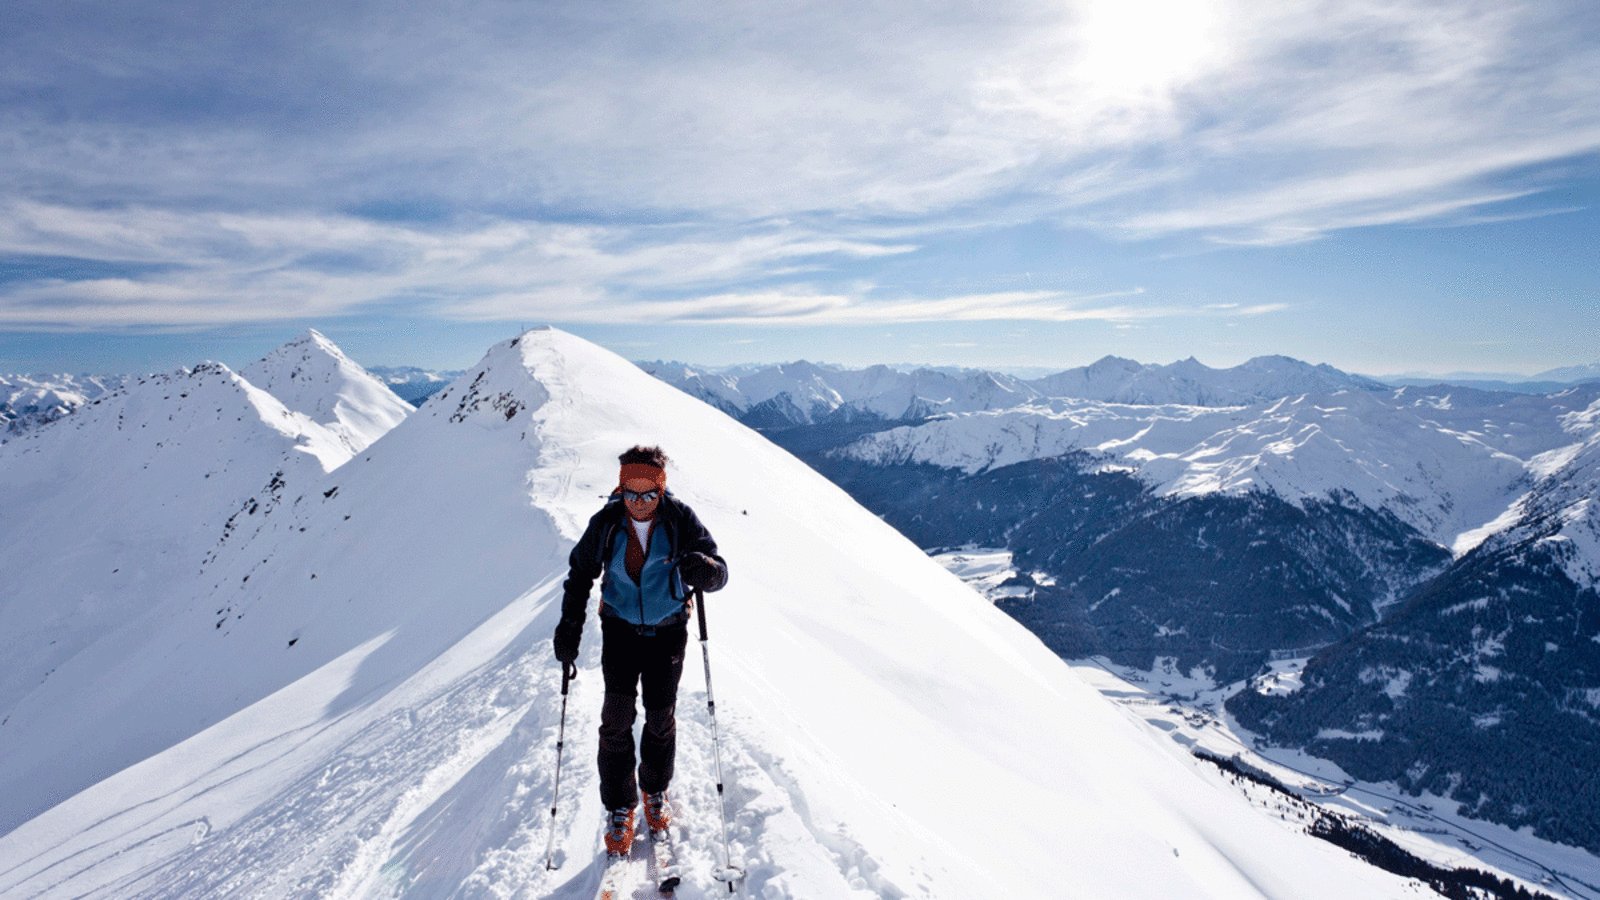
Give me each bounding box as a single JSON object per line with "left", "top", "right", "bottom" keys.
{"left": 649, "top": 826, "right": 681, "bottom": 897}
{"left": 593, "top": 841, "right": 651, "bottom": 900}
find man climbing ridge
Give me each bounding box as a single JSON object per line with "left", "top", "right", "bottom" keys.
{"left": 553, "top": 445, "right": 728, "bottom": 857}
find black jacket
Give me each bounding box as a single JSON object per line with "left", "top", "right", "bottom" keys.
{"left": 559, "top": 490, "right": 727, "bottom": 630}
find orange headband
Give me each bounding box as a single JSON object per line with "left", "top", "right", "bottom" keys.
{"left": 619, "top": 462, "right": 666, "bottom": 489}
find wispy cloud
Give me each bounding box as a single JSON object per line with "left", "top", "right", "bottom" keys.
{"left": 0, "top": 202, "right": 926, "bottom": 327}
{"left": 1, "top": 0, "right": 1596, "bottom": 329}
{"left": 0, "top": 198, "right": 1293, "bottom": 328}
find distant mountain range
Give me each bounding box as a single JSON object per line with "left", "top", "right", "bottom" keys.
{"left": 14, "top": 355, "right": 1595, "bottom": 438}
{"left": 1, "top": 373, "right": 131, "bottom": 439}
{"left": 1370, "top": 363, "right": 1600, "bottom": 395}
{"left": 639, "top": 353, "right": 1600, "bottom": 854}
{"left": 365, "top": 365, "right": 466, "bottom": 406}
{"left": 640, "top": 354, "right": 1391, "bottom": 426}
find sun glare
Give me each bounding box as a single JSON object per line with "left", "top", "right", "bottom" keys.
{"left": 1074, "top": 0, "right": 1221, "bottom": 99}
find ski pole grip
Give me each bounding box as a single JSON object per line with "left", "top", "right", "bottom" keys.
{"left": 695, "top": 588, "right": 709, "bottom": 641}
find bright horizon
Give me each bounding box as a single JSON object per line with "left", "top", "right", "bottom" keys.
{"left": 2, "top": 0, "right": 1596, "bottom": 377}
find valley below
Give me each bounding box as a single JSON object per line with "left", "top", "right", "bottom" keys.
{"left": 937, "top": 547, "right": 1600, "bottom": 900}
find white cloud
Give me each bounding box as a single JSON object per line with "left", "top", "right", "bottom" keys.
{"left": 0, "top": 202, "right": 925, "bottom": 327}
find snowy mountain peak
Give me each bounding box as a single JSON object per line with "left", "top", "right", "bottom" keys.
{"left": 415, "top": 331, "right": 553, "bottom": 427}
{"left": 241, "top": 330, "right": 412, "bottom": 453}
{"left": 293, "top": 326, "right": 337, "bottom": 350}
{"left": 1089, "top": 354, "right": 1143, "bottom": 371}
{"left": 0, "top": 360, "right": 354, "bottom": 833}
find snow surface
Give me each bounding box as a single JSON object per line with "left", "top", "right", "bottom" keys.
{"left": 928, "top": 548, "right": 1036, "bottom": 601}
{"left": 0, "top": 361, "right": 360, "bottom": 833}
{"left": 0, "top": 328, "right": 1427, "bottom": 899}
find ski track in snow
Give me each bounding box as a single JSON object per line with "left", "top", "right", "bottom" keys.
{"left": 0, "top": 616, "right": 913, "bottom": 900}
{"left": 4, "top": 588, "right": 569, "bottom": 900}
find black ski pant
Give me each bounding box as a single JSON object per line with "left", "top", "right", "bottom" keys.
{"left": 598, "top": 616, "right": 688, "bottom": 811}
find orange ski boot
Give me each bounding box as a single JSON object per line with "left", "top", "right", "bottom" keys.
{"left": 603, "top": 806, "right": 636, "bottom": 856}
{"left": 642, "top": 790, "right": 671, "bottom": 832}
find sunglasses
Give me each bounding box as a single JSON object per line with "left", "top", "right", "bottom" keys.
{"left": 622, "top": 488, "right": 661, "bottom": 503}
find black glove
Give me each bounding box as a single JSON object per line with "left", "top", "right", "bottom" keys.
{"left": 678, "top": 552, "right": 723, "bottom": 592}
{"left": 553, "top": 618, "right": 581, "bottom": 665}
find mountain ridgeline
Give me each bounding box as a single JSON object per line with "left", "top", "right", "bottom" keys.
{"left": 645, "top": 356, "right": 1600, "bottom": 853}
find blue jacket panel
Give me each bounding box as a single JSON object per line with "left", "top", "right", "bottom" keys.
{"left": 601, "top": 519, "right": 683, "bottom": 625}
{"left": 560, "top": 490, "right": 727, "bottom": 631}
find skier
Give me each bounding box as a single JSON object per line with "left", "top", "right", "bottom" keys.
{"left": 553, "top": 445, "right": 728, "bottom": 856}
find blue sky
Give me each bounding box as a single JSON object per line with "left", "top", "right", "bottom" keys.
{"left": 1, "top": 0, "right": 1596, "bottom": 376}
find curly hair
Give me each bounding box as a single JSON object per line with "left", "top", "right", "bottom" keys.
{"left": 618, "top": 445, "right": 669, "bottom": 468}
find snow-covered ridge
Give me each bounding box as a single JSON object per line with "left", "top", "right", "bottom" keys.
{"left": 0, "top": 328, "right": 1430, "bottom": 899}
{"left": 0, "top": 360, "right": 354, "bottom": 817}
{"left": 833, "top": 385, "right": 1600, "bottom": 558}
{"left": 0, "top": 333, "right": 421, "bottom": 839}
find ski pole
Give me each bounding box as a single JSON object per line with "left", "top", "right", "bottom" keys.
{"left": 545, "top": 661, "right": 577, "bottom": 870}
{"left": 695, "top": 588, "right": 744, "bottom": 891}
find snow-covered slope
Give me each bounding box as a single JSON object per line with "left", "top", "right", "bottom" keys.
{"left": 0, "top": 328, "right": 1421, "bottom": 899}
{"left": 241, "top": 329, "right": 413, "bottom": 453}
{"left": 834, "top": 386, "right": 1600, "bottom": 554}
{"left": 1473, "top": 393, "right": 1600, "bottom": 586}
{"left": 0, "top": 362, "right": 353, "bottom": 832}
